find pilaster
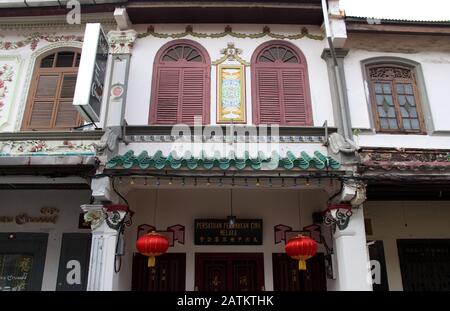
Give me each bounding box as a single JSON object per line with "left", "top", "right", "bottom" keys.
{"left": 104, "top": 29, "right": 137, "bottom": 128}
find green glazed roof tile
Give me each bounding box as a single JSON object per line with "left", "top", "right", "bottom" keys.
{"left": 105, "top": 150, "right": 341, "bottom": 171}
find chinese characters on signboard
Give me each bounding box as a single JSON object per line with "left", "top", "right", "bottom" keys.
{"left": 0, "top": 254, "right": 33, "bottom": 291}
{"left": 195, "top": 219, "right": 262, "bottom": 245}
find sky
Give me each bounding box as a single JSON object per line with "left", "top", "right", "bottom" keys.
{"left": 340, "top": 0, "right": 450, "bottom": 21}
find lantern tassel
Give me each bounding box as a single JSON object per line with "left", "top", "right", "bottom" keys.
{"left": 148, "top": 256, "right": 156, "bottom": 267}
{"left": 298, "top": 260, "right": 306, "bottom": 270}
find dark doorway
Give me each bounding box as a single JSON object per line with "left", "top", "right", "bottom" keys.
{"left": 368, "top": 240, "right": 389, "bottom": 291}
{"left": 132, "top": 253, "right": 186, "bottom": 291}
{"left": 0, "top": 233, "right": 48, "bottom": 291}
{"left": 397, "top": 239, "right": 450, "bottom": 291}
{"left": 272, "top": 253, "right": 326, "bottom": 291}
{"left": 195, "top": 253, "right": 264, "bottom": 291}
{"left": 56, "top": 233, "right": 92, "bottom": 291}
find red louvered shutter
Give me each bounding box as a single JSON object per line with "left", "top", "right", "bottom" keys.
{"left": 150, "top": 40, "right": 210, "bottom": 125}
{"left": 180, "top": 68, "right": 206, "bottom": 124}
{"left": 255, "top": 68, "right": 281, "bottom": 124}
{"left": 252, "top": 42, "right": 313, "bottom": 126}
{"left": 154, "top": 68, "right": 180, "bottom": 124}
{"left": 281, "top": 68, "right": 308, "bottom": 125}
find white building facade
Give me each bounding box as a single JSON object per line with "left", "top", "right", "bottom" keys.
{"left": 0, "top": 0, "right": 448, "bottom": 292}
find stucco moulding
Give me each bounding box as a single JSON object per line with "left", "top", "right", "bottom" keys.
{"left": 359, "top": 148, "right": 450, "bottom": 171}
{"left": 0, "top": 33, "right": 83, "bottom": 51}
{"left": 0, "top": 139, "right": 98, "bottom": 157}
{"left": 137, "top": 25, "right": 324, "bottom": 41}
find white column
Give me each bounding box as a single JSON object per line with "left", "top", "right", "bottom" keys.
{"left": 81, "top": 204, "right": 127, "bottom": 291}
{"left": 332, "top": 205, "right": 372, "bottom": 291}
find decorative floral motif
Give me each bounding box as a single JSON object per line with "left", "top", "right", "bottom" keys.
{"left": 0, "top": 140, "right": 96, "bottom": 156}
{"left": 0, "top": 64, "right": 13, "bottom": 113}
{"left": 138, "top": 25, "right": 324, "bottom": 41}
{"left": 84, "top": 210, "right": 106, "bottom": 231}
{"left": 212, "top": 42, "right": 250, "bottom": 66}
{"left": 108, "top": 30, "right": 137, "bottom": 54}
{"left": 369, "top": 67, "right": 412, "bottom": 80}
{"left": 322, "top": 204, "right": 353, "bottom": 231}
{"left": 0, "top": 33, "right": 83, "bottom": 51}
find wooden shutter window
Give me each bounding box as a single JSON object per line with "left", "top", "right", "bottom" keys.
{"left": 367, "top": 65, "right": 426, "bottom": 134}
{"left": 150, "top": 40, "right": 210, "bottom": 125}
{"left": 22, "top": 50, "right": 82, "bottom": 131}
{"left": 252, "top": 42, "right": 313, "bottom": 126}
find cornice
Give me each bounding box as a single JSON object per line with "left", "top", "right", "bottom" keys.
{"left": 0, "top": 15, "right": 116, "bottom": 31}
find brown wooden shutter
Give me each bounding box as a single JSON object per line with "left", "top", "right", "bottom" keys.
{"left": 55, "top": 73, "right": 79, "bottom": 127}
{"left": 28, "top": 74, "right": 60, "bottom": 128}
{"left": 154, "top": 68, "right": 181, "bottom": 124}
{"left": 180, "top": 68, "right": 205, "bottom": 124}
{"left": 255, "top": 68, "right": 281, "bottom": 124}
{"left": 281, "top": 68, "right": 307, "bottom": 125}
{"left": 23, "top": 50, "right": 82, "bottom": 131}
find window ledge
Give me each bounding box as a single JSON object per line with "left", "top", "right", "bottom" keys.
{"left": 125, "top": 125, "right": 337, "bottom": 137}
{"left": 0, "top": 130, "right": 105, "bottom": 141}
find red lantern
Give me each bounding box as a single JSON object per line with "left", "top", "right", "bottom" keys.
{"left": 136, "top": 232, "right": 169, "bottom": 267}
{"left": 285, "top": 235, "right": 317, "bottom": 270}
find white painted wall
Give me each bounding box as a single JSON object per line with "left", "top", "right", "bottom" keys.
{"left": 119, "top": 188, "right": 331, "bottom": 291}
{"left": 0, "top": 24, "right": 117, "bottom": 132}
{"left": 125, "top": 24, "right": 335, "bottom": 127}
{"left": 343, "top": 34, "right": 450, "bottom": 149}
{"left": 364, "top": 200, "right": 450, "bottom": 291}
{"left": 0, "top": 189, "right": 92, "bottom": 291}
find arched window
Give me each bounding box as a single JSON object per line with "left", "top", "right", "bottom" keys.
{"left": 22, "top": 49, "right": 82, "bottom": 130}
{"left": 366, "top": 63, "right": 426, "bottom": 133}
{"left": 150, "top": 40, "right": 210, "bottom": 125}
{"left": 251, "top": 41, "right": 312, "bottom": 125}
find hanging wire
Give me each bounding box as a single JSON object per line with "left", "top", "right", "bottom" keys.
{"left": 153, "top": 189, "right": 158, "bottom": 227}
{"left": 297, "top": 190, "right": 303, "bottom": 230}
{"left": 230, "top": 189, "right": 233, "bottom": 217}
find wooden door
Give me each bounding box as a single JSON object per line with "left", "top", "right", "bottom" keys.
{"left": 132, "top": 253, "right": 186, "bottom": 291}
{"left": 195, "top": 253, "right": 264, "bottom": 291}
{"left": 397, "top": 239, "right": 450, "bottom": 291}
{"left": 272, "top": 253, "right": 326, "bottom": 291}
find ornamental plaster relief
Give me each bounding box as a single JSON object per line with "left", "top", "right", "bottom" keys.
{"left": 0, "top": 56, "right": 22, "bottom": 130}
{"left": 0, "top": 139, "right": 97, "bottom": 156}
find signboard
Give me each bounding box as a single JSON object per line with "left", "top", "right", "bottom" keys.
{"left": 194, "top": 219, "right": 262, "bottom": 245}
{"left": 0, "top": 254, "right": 33, "bottom": 291}
{"left": 73, "top": 23, "right": 108, "bottom": 122}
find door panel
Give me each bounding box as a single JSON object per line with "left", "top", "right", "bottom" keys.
{"left": 195, "top": 253, "right": 264, "bottom": 291}
{"left": 397, "top": 239, "right": 450, "bottom": 291}
{"left": 0, "top": 233, "right": 48, "bottom": 291}
{"left": 132, "top": 253, "right": 186, "bottom": 291}
{"left": 56, "top": 233, "right": 92, "bottom": 291}
{"left": 272, "top": 253, "right": 326, "bottom": 291}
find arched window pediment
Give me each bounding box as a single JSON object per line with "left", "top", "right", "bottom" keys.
{"left": 160, "top": 44, "right": 204, "bottom": 64}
